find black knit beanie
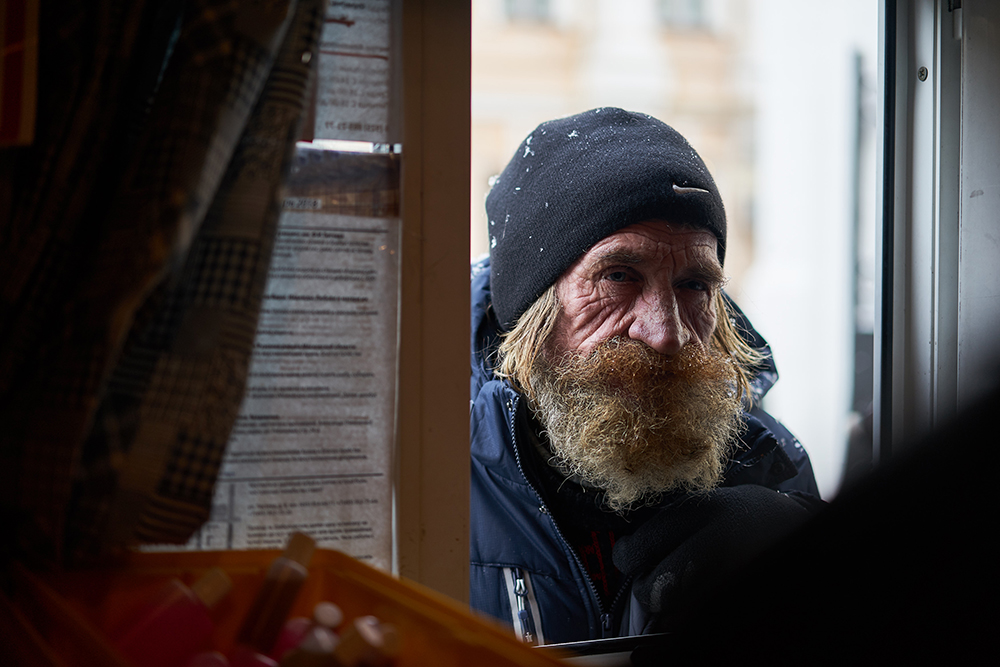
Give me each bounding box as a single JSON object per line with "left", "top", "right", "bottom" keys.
{"left": 486, "top": 107, "right": 726, "bottom": 331}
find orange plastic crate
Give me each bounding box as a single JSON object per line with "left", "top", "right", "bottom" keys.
{"left": 2, "top": 549, "right": 570, "bottom": 667}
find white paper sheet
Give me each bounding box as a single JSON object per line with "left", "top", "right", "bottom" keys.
{"left": 182, "top": 205, "right": 399, "bottom": 571}
{"left": 314, "top": 0, "right": 393, "bottom": 142}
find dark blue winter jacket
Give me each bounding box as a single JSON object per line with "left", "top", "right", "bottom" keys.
{"left": 469, "top": 256, "right": 819, "bottom": 645}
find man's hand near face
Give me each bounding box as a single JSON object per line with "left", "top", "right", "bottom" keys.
{"left": 613, "top": 483, "right": 820, "bottom": 632}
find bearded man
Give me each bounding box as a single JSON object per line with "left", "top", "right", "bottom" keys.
{"left": 470, "top": 108, "right": 821, "bottom": 644}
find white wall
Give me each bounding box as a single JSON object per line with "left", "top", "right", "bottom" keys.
{"left": 741, "top": 0, "right": 877, "bottom": 498}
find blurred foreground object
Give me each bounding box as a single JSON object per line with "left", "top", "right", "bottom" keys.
{"left": 631, "top": 380, "right": 999, "bottom": 665}
{"left": 0, "top": 0, "right": 322, "bottom": 564}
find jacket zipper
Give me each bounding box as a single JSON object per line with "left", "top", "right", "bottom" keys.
{"left": 512, "top": 567, "right": 537, "bottom": 645}
{"left": 506, "top": 394, "right": 624, "bottom": 639}
{"left": 605, "top": 573, "right": 633, "bottom": 636}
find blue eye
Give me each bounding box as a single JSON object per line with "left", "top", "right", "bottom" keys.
{"left": 606, "top": 271, "right": 630, "bottom": 282}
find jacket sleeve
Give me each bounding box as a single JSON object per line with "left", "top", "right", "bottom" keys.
{"left": 748, "top": 406, "right": 821, "bottom": 497}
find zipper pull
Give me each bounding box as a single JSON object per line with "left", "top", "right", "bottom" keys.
{"left": 601, "top": 612, "right": 612, "bottom": 637}
{"left": 513, "top": 568, "right": 537, "bottom": 645}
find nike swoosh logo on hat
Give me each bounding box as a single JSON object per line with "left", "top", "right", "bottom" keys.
{"left": 673, "top": 183, "right": 711, "bottom": 195}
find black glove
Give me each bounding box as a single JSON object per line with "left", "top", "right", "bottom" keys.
{"left": 613, "top": 485, "right": 818, "bottom": 620}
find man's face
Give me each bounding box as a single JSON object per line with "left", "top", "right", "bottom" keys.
{"left": 547, "top": 221, "right": 724, "bottom": 359}
{"left": 528, "top": 220, "right": 740, "bottom": 511}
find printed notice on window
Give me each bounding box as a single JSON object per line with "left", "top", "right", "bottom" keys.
{"left": 315, "top": 0, "right": 393, "bottom": 143}
{"left": 163, "top": 150, "right": 400, "bottom": 572}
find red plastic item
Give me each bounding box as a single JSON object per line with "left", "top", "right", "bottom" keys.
{"left": 229, "top": 645, "right": 279, "bottom": 667}
{"left": 113, "top": 568, "right": 232, "bottom": 667}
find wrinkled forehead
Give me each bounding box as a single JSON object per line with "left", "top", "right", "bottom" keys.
{"left": 579, "top": 220, "right": 721, "bottom": 265}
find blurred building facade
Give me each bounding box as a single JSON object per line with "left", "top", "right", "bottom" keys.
{"left": 472, "top": 0, "right": 758, "bottom": 294}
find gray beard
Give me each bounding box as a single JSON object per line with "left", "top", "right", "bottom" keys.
{"left": 529, "top": 338, "right": 744, "bottom": 512}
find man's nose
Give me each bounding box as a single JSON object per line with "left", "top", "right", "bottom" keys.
{"left": 627, "top": 290, "right": 689, "bottom": 356}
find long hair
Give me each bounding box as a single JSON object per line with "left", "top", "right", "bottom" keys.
{"left": 495, "top": 287, "right": 764, "bottom": 404}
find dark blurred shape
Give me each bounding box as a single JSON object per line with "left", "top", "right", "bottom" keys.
{"left": 843, "top": 401, "right": 874, "bottom": 489}
{"left": 632, "top": 382, "right": 997, "bottom": 666}
{"left": 0, "top": 0, "right": 324, "bottom": 565}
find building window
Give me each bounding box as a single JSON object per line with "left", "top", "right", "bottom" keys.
{"left": 504, "top": 0, "right": 552, "bottom": 23}
{"left": 659, "top": 0, "right": 707, "bottom": 29}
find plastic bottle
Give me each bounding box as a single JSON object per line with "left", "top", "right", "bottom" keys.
{"left": 271, "top": 601, "right": 344, "bottom": 661}
{"left": 113, "top": 567, "right": 232, "bottom": 667}
{"left": 235, "top": 532, "right": 316, "bottom": 656}
{"left": 277, "top": 624, "right": 339, "bottom": 667}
